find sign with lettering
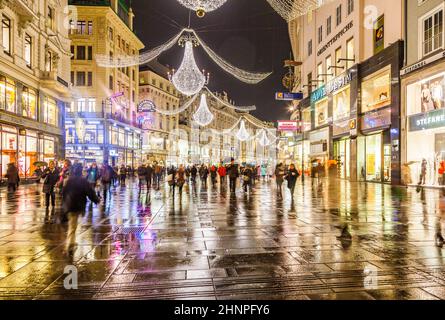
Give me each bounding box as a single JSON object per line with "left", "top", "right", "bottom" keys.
{"left": 278, "top": 120, "right": 299, "bottom": 131}
{"left": 374, "top": 15, "right": 384, "bottom": 55}
{"left": 326, "top": 71, "right": 353, "bottom": 95}
{"left": 361, "top": 107, "right": 392, "bottom": 131}
{"left": 275, "top": 92, "right": 303, "bottom": 101}
{"left": 137, "top": 100, "right": 156, "bottom": 113}
{"left": 401, "top": 50, "right": 445, "bottom": 76}
{"left": 409, "top": 109, "right": 445, "bottom": 132}
{"left": 318, "top": 21, "right": 353, "bottom": 56}
{"left": 311, "top": 86, "right": 326, "bottom": 104}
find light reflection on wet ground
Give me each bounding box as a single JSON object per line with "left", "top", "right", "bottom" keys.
{"left": 0, "top": 178, "right": 444, "bottom": 300}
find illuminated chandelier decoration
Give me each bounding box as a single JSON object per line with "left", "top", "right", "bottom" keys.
{"left": 177, "top": 0, "right": 228, "bottom": 18}
{"left": 258, "top": 129, "right": 271, "bottom": 147}
{"left": 193, "top": 93, "right": 214, "bottom": 126}
{"left": 168, "top": 35, "right": 210, "bottom": 96}
{"left": 95, "top": 29, "right": 271, "bottom": 84}
{"left": 266, "top": 0, "right": 330, "bottom": 22}
{"left": 236, "top": 120, "right": 250, "bottom": 141}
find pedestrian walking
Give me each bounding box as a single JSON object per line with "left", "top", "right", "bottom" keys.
{"left": 86, "top": 162, "right": 100, "bottom": 195}
{"left": 286, "top": 163, "right": 300, "bottom": 198}
{"left": 418, "top": 159, "right": 427, "bottom": 185}
{"left": 261, "top": 165, "right": 267, "bottom": 181}
{"left": 275, "top": 163, "right": 285, "bottom": 198}
{"left": 58, "top": 160, "right": 71, "bottom": 194}
{"left": 242, "top": 166, "right": 254, "bottom": 193}
{"left": 200, "top": 165, "right": 209, "bottom": 187}
{"left": 41, "top": 161, "right": 59, "bottom": 209}
{"left": 119, "top": 164, "right": 127, "bottom": 186}
{"left": 154, "top": 163, "right": 162, "bottom": 190}
{"left": 167, "top": 166, "right": 176, "bottom": 197}
{"left": 137, "top": 164, "right": 147, "bottom": 192}
{"left": 228, "top": 158, "right": 239, "bottom": 193}
{"left": 5, "top": 163, "right": 20, "bottom": 192}
{"left": 100, "top": 161, "right": 114, "bottom": 201}
{"left": 218, "top": 164, "right": 227, "bottom": 186}
{"left": 146, "top": 163, "right": 154, "bottom": 190}
{"left": 191, "top": 165, "right": 198, "bottom": 184}
{"left": 176, "top": 165, "right": 186, "bottom": 197}
{"left": 62, "top": 164, "right": 100, "bottom": 255}
{"left": 210, "top": 165, "right": 218, "bottom": 187}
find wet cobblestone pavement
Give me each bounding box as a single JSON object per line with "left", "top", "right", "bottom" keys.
{"left": 0, "top": 178, "right": 445, "bottom": 300}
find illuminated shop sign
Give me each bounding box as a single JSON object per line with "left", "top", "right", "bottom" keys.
{"left": 137, "top": 100, "right": 156, "bottom": 113}
{"left": 311, "top": 86, "right": 326, "bottom": 104}
{"left": 310, "top": 71, "right": 353, "bottom": 103}
{"left": 409, "top": 109, "right": 445, "bottom": 132}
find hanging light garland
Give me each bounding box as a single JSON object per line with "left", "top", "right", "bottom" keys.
{"left": 94, "top": 28, "right": 271, "bottom": 84}
{"left": 168, "top": 36, "right": 210, "bottom": 96}
{"left": 266, "top": 0, "right": 329, "bottom": 22}
{"left": 203, "top": 87, "right": 256, "bottom": 111}
{"left": 151, "top": 92, "right": 200, "bottom": 115}
{"left": 177, "top": 0, "right": 228, "bottom": 18}
{"left": 193, "top": 93, "right": 214, "bottom": 127}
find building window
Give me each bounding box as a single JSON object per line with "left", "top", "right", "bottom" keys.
{"left": 77, "top": 46, "right": 86, "bottom": 60}
{"left": 336, "top": 5, "right": 342, "bottom": 26}
{"left": 317, "top": 63, "right": 323, "bottom": 88}
{"left": 88, "top": 21, "right": 93, "bottom": 35}
{"left": 22, "top": 87, "right": 37, "bottom": 119}
{"left": 77, "top": 21, "right": 86, "bottom": 34}
{"left": 71, "top": 45, "right": 75, "bottom": 60}
{"left": 47, "top": 6, "right": 55, "bottom": 30}
{"left": 109, "top": 75, "right": 114, "bottom": 90}
{"left": 422, "top": 8, "right": 444, "bottom": 57}
{"left": 24, "top": 34, "right": 32, "bottom": 67}
{"left": 318, "top": 26, "right": 323, "bottom": 44}
{"left": 347, "top": 0, "right": 354, "bottom": 15}
{"left": 0, "top": 76, "right": 16, "bottom": 113}
{"left": 87, "top": 72, "right": 93, "bottom": 86}
{"left": 346, "top": 38, "right": 355, "bottom": 69}
{"left": 77, "top": 98, "right": 86, "bottom": 112}
{"left": 326, "top": 55, "right": 333, "bottom": 83}
{"left": 76, "top": 72, "right": 86, "bottom": 86}
{"left": 88, "top": 98, "right": 96, "bottom": 112}
{"left": 108, "top": 27, "right": 113, "bottom": 41}
{"left": 71, "top": 71, "right": 74, "bottom": 85}
{"left": 87, "top": 46, "right": 93, "bottom": 60}
{"left": 2, "top": 17, "right": 11, "bottom": 55}
{"left": 308, "top": 39, "right": 312, "bottom": 56}
{"left": 43, "top": 97, "right": 58, "bottom": 126}
{"left": 335, "top": 47, "right": 342, "bottom": 76}
{"left": 327, "top": 16, "right": 332, "bottom": 35}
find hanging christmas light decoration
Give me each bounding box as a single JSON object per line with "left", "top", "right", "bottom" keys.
{"left": 95, "top": 28, "right": 271, "bottom": 84}
{"left": 204, "top": 87, "right": 256, "bottom": 111}
{"left": 168, "top": 35, "right": 210, "bottom": 96}
{"left": 266, "top": 0, "right": 331, "bottom": 22}
{"left": 258, "top": 129, "right": 271, "bottom": 147}
{"left": 177, "top": 0, "right": 228, "bottom": 17}
{"left": 193, "top": 93, "right": 214, "bottom": 126}
{"left": 236, "top": 119, "right": 250, "bottom": 141}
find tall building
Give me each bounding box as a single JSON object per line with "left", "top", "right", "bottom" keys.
{"left": 401, "top": 0, "right": 445, "bottom": 187}
{"left": 138, "top": 61, "right": 180, "bottom": 165}
{"left": 288, "top": 0, "right": 404, "bottom": 184}
{"left": 65, "top": 0, "right": 144, "bottom": 167}
{"left": 0, "top": 0, "right": 71, "bottom": 179}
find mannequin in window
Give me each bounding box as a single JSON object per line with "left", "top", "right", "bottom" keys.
{"left": 431, "top": 81, "right": 443, "bottom": 110}
{"left": 421, "top": 83, "right": 433, "bottom": 113}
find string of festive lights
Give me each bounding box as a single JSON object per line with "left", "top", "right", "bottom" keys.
{"left": 266, "top": 0, "right": 328, "bottom": 22}
{"left": 203, "top": 87, "right": 256, "bottom": 111}
{"left": 236, "top": 119, "right": 250, "bottom": 141}
{"left": 153, "top": 92, "right": 200, "bottom": 115}
{"left": 191, "top": 30, "right": 272, "bottom": 84}
{"left": 193, "top": 94, "right": 214, "bottom": 126}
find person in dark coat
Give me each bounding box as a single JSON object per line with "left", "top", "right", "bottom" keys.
{"left": 86, "top": 162, "right": 100, "bottom": 195}
{"left": 227, "top": 158, "right": 239, "bottom": 193}
{"left": 242, "top": 166, "right": 254, "bottom": 193}
{"left": 286, "top": 163, "right": 300, "bottom": 198}
{"left": 167, "top": 166, "right": 177, "bottom": 197}
{"left": 41, "top": 160, "right": 60, "bottom": 209}
{"left": 62, "top": 163, "right": 100, "bottom": 254}
{"left": 5, "top": 163, "right": 20, "bottom": 192}
{"left": 137, "top": 164, "right": 147, "bottom": 192}
{"left": 275, "top": 163, "right": 285, "bottom": 198}
{"left": 146, "top": 164, "right": 154, "bottom": 189}
{"left": 190, "top": 165, "right": 198, "bottom": 184}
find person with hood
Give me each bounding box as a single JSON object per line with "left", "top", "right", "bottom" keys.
{"left": 286, "top": 163, "right": 300, "bottom": 198}
{"left": 275, "top": 163, "right": 285, "bottom": 198}
{"left": 62, "top": 163, "right": 100, "bottom": 255}
{"left": 86, "top": 162, "right": 100, "bottom": 193}
{"left": 41, "top": 160, "right": 60, "bottom": 209}
{"left": 5, "top": 163, "right": 20, "bottom": 192}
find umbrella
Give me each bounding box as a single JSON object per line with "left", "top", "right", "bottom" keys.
{"left": 33, "top": 161, "right": 48, "bottom": 167}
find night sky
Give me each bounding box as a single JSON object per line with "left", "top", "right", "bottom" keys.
{"left": 131, "top": 0, "right": 292, "bottom": 122}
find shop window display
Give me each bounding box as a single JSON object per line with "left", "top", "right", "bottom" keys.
{"left": 315, "top": 99, "right": 328, "bottom": 127}
{"left": 407, "top": 72, "right": 445, "bottom": 115}
{"left": 43, "top": 97, "right": 58, "bottom": 126}
{"left": 22, "top": 87, "right": 37, "bottom": 119}
{"left": 302, "top": 108, "right": 312, "bottom": 132}
{"left": 1, "top": 126, "right": 17, "bottom": 176}
{"left": 0, "top": 76, "right": 16, "bottom": 113}
{"left": 333, "top": 86, "right": 350, "bottom": 121}
{"left": 361, "top": 68, "right": 391, "bottom": 113}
